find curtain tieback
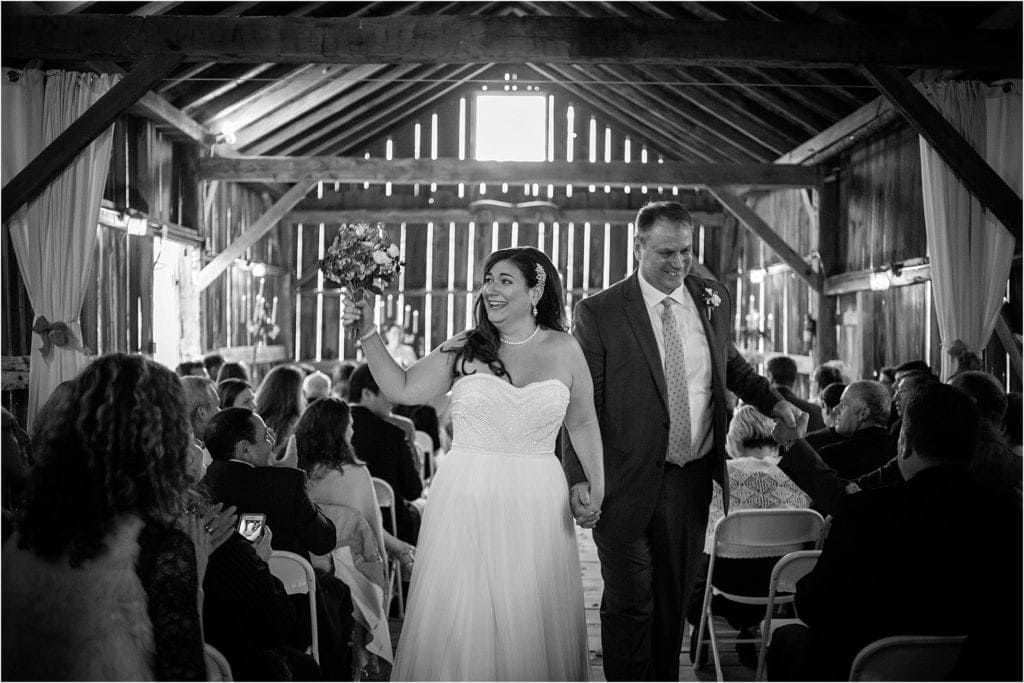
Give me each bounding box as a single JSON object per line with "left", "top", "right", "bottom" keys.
{"left": 32, "top": 316, "right": 89, "bottom": 359}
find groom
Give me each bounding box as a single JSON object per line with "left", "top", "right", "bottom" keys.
{"left": 563, "top": 201, "right": 802, "bottom": 680}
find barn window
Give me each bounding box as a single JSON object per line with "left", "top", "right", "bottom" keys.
{"left": 474, "top": 94, "right": 546, "bottom": 161}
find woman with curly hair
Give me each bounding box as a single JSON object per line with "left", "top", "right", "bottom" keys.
{"left": 255, "top": 364, "right": 305, "bottom": 463}
{"left": 294, "top": 397, "right": 415, "bottom": 673}
{"left": 2, "top": 354, "right": 236, "bottom": 681}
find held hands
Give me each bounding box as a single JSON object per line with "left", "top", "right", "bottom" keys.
{"left": 341, "top": 294, "right": 377, "bottom": 335}
{"left": 187, "top": 502, "right": 238, "bottom": 580}
{"left": 771, "top": 399, "right": 804, "bottom": 428}
{"left": 569, "top": 482, "right": 603, "bottom": 529}
{"left": 770, "top": 401, "right": 810, "bottom": 450}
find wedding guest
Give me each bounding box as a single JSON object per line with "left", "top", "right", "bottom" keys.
{"left": 256, "top": 364, "right": 306, "bottom": 462}
{"left": 332, "top": 360, "right": 358, "bottom": 401}
{"left": 805, "top": 382, "right": 848, "bottom": 452}
{"left": 218, "top": 378, "right": 257, "bottom": 411}
{"left": 686, "top": 406, "right": 812, "bottom": 666}
{"left": 217, "top": 361, "right": 251, "bottom": 383}
{"left": 767, "top": 355, "right": 824, "bottom": 431}
{"left": 1, "top": 408, "right": 30, "bottom": 543}
{"left": 817, "top": 381, "right": 895, "bottom": 479}
{"left": 204, "top": 353, "right": 225, "bottom": 383}
{"left": 348, "top": 363, "right": 423, "bottom": 544}
{"left": 811, "top": 363, "right": 844, "bottom": 400}
{"left": 302, "top": 370, "right": 333, "bottom": 404}
{"left": 3, "top": 354, "right": 231, "bottom": 681}
{"left": 385, "top": 323, "right": 418, "bottom": 369}
{"left": 1005, "top": 393, "right": 1022, "bottom": 457}
{"left": 877, "top": 366, "right": 896, "bottom": 391}
{"left": 767, "top": 383, "right": 1020, "bottom": 681}
{"left": 176, "top": 360, "right": 209, "bottom": 379}
{"left": 182, "top": 376, "right": 220, "bottom": 477}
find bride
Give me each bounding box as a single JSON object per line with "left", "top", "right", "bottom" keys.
{"left": 342, "top": 246, "right": 604, "bottom": 681}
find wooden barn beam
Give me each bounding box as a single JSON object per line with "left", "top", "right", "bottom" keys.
{"left": 706, "top": 186, "right": 822, "bottom": 291}
{"left": 994, "top": 311, "right": 1023, "bottom": 381}
{"left": 287, "top": 208, "right": 723, "bottom": 227}
{"left": 197, "top": 157, "right": 821, "bottom": 188}
{"left": 861, "top": 63, "right": 1022, "bottom": 244}
{"left": 1, "top": 53, "right": 183, "bottom": 224}
{"left": 196, "top": 177, "right": 317, "bottom": 291}
{"left": 88, "top": 60, "right": 213, "bottom": 143}
{"left": 3, "top": 15, "right": 1018, "bottom": 69}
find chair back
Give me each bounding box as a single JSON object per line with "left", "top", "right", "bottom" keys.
{"left": 712, "top": 508, "right": 825, "bottom": 560}
{"left": 371, "top": 476, "right": 405, "bottom": 618}
{"left": 269, "top": 550, "right": 320, "bottom": 663}
{"left": 754, "top": 550, "right": 822, "bottom": 680}
{"left": 372, "top": 476, "right": 399, "bottom": 537}
{"left": 414, "top": 430, "right": 434, "bottom": 480}
{"left": 414, "top": 430, "right": 432, "bottom": 456}
{"left": 849, "top": 635, "right": 967, "bottom": 681}
{"left": 204, "top": 643, "right": 233, "bottom": 681}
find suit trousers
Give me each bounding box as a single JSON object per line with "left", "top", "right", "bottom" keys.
{"left": 594, "top": 456, "right": 714, "bottom": 681}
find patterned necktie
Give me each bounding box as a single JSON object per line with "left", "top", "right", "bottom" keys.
{"left": 661, "top": 298, "right": 693, "bottom": 466}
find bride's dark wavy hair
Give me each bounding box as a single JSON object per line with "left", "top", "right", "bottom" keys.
{"left": 446, "top": 247, "right": 565, "bottom": 381}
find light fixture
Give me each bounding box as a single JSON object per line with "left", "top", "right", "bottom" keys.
{"left": 749, "top": 268, "right": 767, "bottom": 285}
{"left": 217, "top": 120, "right": 237, "bottom": 145}
{"left": 251, "top": 262, "right": 267, "bottom": 278}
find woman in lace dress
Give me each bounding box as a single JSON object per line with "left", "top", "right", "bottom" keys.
{"left": 2, "top": 354, "right": 236, "bottom": 680}
{"left": 686, "top": 405, "right": 812, "bottom": 658}
{"left": 343, "top": 246, "right": 604, "bottom": 681}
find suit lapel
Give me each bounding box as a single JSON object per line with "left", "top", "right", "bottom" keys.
{"left": 622, "top": 274, "right": 669, "bottom": 411}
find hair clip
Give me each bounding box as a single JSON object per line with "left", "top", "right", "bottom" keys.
{"left": 535, "top": 263, "right": 547, "bottom": 289}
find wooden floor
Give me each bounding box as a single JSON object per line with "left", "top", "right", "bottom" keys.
{"left": 379, "top": 527, "right": 758, "bottom": 682}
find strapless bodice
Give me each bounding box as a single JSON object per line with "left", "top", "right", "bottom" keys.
{"left": 449, "top": 373, "right": 570, "bottom": 457}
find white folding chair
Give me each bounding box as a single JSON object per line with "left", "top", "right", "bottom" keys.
{"left": 694, "top": 508, "right": 825, "bottom": 681}
{"left": 204, "top": 643, "right": 233, "bottom": 681}
{"left": 414, "top": 430, "right": 434, "bottom": 482}
{"left": 372, "top": 476, "right": 405, "bottom": 619}
{"left": 754, "top": 550, "right": 821, "bottom": 681}
{"left": 849, "top": 634, "right": 967, "bottom": 681}
{"left": 269, "top": 550, "right": 320, "bottom": 664}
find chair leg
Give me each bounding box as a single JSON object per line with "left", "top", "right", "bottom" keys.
{"left": 755, "top": 601, "right": 775, "bottom": 681}
{"left": 707, "top": 605, "right": 724, "bottom": 682}
{"left": 694, "top": 583, "right": 713, "bottom": 670}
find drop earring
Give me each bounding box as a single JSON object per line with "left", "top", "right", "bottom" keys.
{"left": 532, "top": 303, "right": 538, "bottom": 317}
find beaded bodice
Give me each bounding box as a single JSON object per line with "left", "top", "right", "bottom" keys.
{"left": 450, "top": 373, "right": 569, "bottom": 456}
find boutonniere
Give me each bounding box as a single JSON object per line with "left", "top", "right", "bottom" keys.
{"left": 702, "top": 287, "right": 722, "bottom": 321}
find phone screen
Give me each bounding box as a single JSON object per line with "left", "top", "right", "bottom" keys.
{"left": 237, "top": 513, "right": 266, "bottom": 542}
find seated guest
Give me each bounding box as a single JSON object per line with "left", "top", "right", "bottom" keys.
{"left": 811, "top": 363, "right": 844, "bottom": 401}
{"left": 817, "top": 381, "right": 895, "bottom": 479}
{"left": 204, "top": 353, "right": 225, "bottom": 384}
{"left": 767, "top": 383, "right": 1021, "bottom": 681}
{"left": 806, "top": 382, "right": 847, "bottom": 452}
{"left": 384, "top": 323, "right": 418, "bottom": 369}
{"left": 348, "top": 364, "right": 423, "bottom": 543}
{"left": 216, "top": 360, "right": 251, "bottom": 383}
{"left": 332, "top": 360, "right": 358, "bottom": 402}
{"left": 218, "top": 378, "right": 257, "bottom": 411}
{"left": 203, "top": 527, "right": 321, "bottom": 681}
{"left": 949, "top": 371, "right": 1021, "bottom": 507}
{"left": 201, "top": 407, "right": 348, "bottom": 678}
{"left": 3, "top": 354, "right": 208, "bottom": 680}
{"left": 889, "top": 367, "right": 938, "bottom": 437}
{"left": 256, "top": 364, "right": 306, "bottom": 462}
{"left": 302, "top": 370, "right": 333, "bottom": 404}
{"left": 295, "top": 398, "right": 417, "bottom": 672}
{"left": 182, "top": 376, "right": 220, "bottom": 477}
{"left": 687, "top": 406, "right": 812, "bottom": 665}
{"left": 876, "top": 366, "right": 896, "bottom": 391}
{"left": 767, "top": 356, "right": 824, "bottom": 432}
{"left": 176, "top": 359, "right": 209, "bottom": 379}
{"left": 1, "top": 408, "right": 31, "bottom": 544}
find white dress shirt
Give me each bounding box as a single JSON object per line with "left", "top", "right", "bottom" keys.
{"left": 637, "top": 271, "right": 714, "bottom": 458}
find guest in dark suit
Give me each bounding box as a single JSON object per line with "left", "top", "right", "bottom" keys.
{"left": 201, "top": 408, "right": 336, "bottom": 562}
{"left": 768, "top": 383, "right": 1021, "bottom": 681}
{"left": 201, "top": 407, "right": 348, "bottom": 679}
{"left": 767, "top": 356, "right": 825, "bottom": 432}
{"left": 563, "top": 201, "right": 802, "bottom": 681}
{"left": 817, "top": 381, "right": 895, "bottom": 479}
{"left": 348, "top": 363, "right": 423, "bottom": 544}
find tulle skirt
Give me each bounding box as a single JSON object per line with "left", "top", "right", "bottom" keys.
{"left": 392, "top": 445, "right": 590, "bottom": 681}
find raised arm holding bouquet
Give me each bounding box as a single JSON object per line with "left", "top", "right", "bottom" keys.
{"left": 321, "top": 223, "right": 403, "bottom": 339}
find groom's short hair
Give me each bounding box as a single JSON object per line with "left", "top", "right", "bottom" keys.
{"left": 635, "top": 201, "right": 693, "bottom": 238}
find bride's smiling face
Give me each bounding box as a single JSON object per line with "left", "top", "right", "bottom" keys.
{"left": 480, "top": 260, "right": 535, "bottom": 325}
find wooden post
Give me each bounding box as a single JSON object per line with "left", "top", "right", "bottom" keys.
{"left": 1, "top": 54, "right": 184, "bottom": 223}
{"left": 815, "top": 174, "right": 840, "bottom": 364}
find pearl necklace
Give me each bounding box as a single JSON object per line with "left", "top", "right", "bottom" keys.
{"left": 500, "top": 326, "right": 540, "bottom": 345}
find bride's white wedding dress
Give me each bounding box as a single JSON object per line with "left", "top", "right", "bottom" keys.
{"left": 393, "top": 372, "right": 590, "bottom": 681}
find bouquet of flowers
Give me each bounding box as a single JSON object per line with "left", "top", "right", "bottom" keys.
{"left": 320, "top": 222, "right": 403, "bottom": 338}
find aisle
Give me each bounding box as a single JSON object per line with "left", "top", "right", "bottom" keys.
{"left": 576, "top": 526, "right": 756, "bottom": 682}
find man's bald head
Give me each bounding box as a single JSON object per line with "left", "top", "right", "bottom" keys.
{"left": 181, "top": 376, "right": 219, "bottom": 440}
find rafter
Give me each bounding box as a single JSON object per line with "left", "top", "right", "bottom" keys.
{"left": 4, "top": 15, "right": 1017, "bottom": 69}
{"left": 197, "top": 156, "right": 821, "bottom": 188}
{"left": 288, "top": 208, "right": 723, "bottom": 226}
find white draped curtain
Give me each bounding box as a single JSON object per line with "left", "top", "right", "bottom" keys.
{"left": 1, "top": 69, "right": 119, "bottom": 427}
{"left": 919, "top": 80, "right": 1022, "bottom": 380}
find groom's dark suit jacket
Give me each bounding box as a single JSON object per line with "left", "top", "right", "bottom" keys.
{"left": 563, "top": 272, "right": 781, "bottom": 541}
